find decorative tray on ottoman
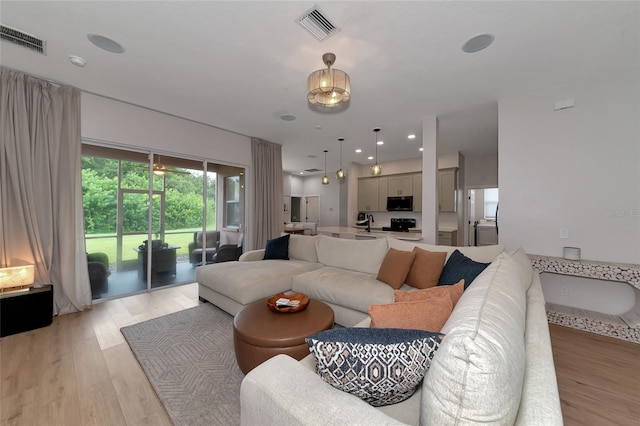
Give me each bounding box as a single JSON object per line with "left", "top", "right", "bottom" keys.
{"left": 267, "top": 292, "right": 309, "bottom": 313}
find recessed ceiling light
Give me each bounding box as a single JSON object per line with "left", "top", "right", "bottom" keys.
{"left": 408, "top": 134, "right": 416, "bottom": 139}
{"left": 367, "top": 156, "right": 374, "bottom": 160}
{"left": 355, "top": 149, "right": 362, "bottom": 153}
{"left": 299, "top": 172, "right": 304, "bottom": 175}
{"left": 280, "top": 114, "right": 296, "bottom": 121}
{"left": 377, "top": 141, "right": 384, "bottom": 145}
{"left": 69, "top": 55, "right": 87, "bottom": 67}
{"left": 315, "top": 125, "right": 323, "bottom": 130}
{"left": 419, "top": 147, "right": 424, "bottom": 152}
{"left": 462, "top": 33, "right": 495, "bottom": 53}
{"left": 87, "top": 33, "right": 125, "bottom": 53}
{"left": 308, "top": 154, "right": 317, "bottom": 158}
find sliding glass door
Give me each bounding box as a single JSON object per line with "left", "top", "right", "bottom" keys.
{"left": 82, "top": 144, "right": 245, "bottom": 301}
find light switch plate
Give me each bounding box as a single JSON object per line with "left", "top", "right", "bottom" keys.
{"left": 560, "top": 228, "right": 569, "bottom": 239}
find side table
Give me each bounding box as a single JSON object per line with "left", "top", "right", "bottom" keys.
{"left": 0, "top": 285, "right": 53, "bottom": 337}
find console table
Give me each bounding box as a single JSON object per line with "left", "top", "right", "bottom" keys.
{"left": 529, "top": 255, "right": 640, "bottom": 344}
{"left": 0, "top": 285, "right": 53, "bottom": 337}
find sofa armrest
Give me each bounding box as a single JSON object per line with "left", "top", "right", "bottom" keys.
{"left": 239, "top": 249, "right": 265, "bottom": 262}
{"left": 240, "top": 354, "right": 406, "bottom": 426}
{"left": 515, "top": 275, "right": 563, "bottom": 425}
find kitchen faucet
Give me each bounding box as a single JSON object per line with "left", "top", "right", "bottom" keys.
{"left": 366, "top": 214, "right": 374, "bottom": 232}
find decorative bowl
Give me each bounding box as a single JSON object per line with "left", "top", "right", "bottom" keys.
{"left": 267, "top": 292, "right": 310, "bottom": 313}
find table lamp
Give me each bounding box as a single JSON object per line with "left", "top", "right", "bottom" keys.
{"left": 0, "top": 265, "right": 35, "bottom": 293}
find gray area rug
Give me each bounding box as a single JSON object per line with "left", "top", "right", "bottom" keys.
{"left": 121, "top": 303, "right": 243, "bottom": 426}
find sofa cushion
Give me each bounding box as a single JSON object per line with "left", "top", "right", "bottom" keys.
{"left": 376, "top": 248, "right": 416, "bottom": 289}
{"left": 394, "top": 279, "right": 465, "bottom": 306}
{"left": 438, "top": 249, "right": 490, "bottom": 288}
{"left": 369, "top": 292, "right": 453, "bottom": 332}
{"left": 264, "top": 234, "right": 290, "bottom": 260}
{"left": 386, "top": 236, "right": 505, "bottom": 263}
{"left": 196, "top": 260, "right": 322, "bottom": 304}
{"left": 288, "top": 234, "right": 319, "bottom": 263}
{"left": 306, "top": 328, "right": 443, "bottom": 407}
{"left": 316, "top": 235, "right": 388, "bottom": 275}
{"left": 422, "top": 250, "right": 530, "bottom": 425}
{"left": 405, "top": 247, "right": 447, "bottom": 289}
{"left": 292, "top": 267, "right": 395, "bottom": 313}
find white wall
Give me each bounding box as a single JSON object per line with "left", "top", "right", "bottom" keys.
{"left": 465, "top": 153, "right": 498, "bottom": 189}
{"left": 499, "top": 72, "right": 639, "bottom": 264}
{"left": 82, "top": 94, "right": 250, "bottom": 165}
{"left": 499, "top": 72, "right": 639, "bottom": 315}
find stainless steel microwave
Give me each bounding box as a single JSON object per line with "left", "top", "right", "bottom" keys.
{"left": 386, "top": 196, "right": 413, "bottom": 211}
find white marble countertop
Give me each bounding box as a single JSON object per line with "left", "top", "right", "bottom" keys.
{"left": 317, "top": 226, "right": 423, "bottom": 241}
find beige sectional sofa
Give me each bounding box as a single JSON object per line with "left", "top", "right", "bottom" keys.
{"left": 196, "top": 234, "right": 562, "bottom": 425}
{"left": 196, "top": 234, "right": 504, "bottom": 326}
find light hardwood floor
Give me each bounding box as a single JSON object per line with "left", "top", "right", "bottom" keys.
{"left": 1, "top": 282, "right": 639, "bottom": 425}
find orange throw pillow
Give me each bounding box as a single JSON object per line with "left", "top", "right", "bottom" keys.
{"left": 368, "top": 292, "right": 454, "bottom": 333}
{"left": 395, "top": 279, "right": 465, "bottom": 307}
{"left": 405, "top": 247, "right": 447, "bottom": 289}
{"left": 376, "top": 248, "right": 417, "bottom": 289}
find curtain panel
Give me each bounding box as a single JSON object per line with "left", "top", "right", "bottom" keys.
{"left": 250, "top": 138, "right": 284, "bottom": 249}
{"left": 0, "top": 69, "right": 91, "bottom": 314}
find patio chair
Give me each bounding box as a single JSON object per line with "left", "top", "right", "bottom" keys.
{"left": 212, "top": 233, "right": 244, "bottom": 263}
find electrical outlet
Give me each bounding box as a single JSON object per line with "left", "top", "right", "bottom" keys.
{"left": 560, "top": 287, "right": 569, "bottom": 296}
{"left": 560, "top": 228, "right": 569, "bottom": 239}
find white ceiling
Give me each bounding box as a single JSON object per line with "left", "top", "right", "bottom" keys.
{"left": 2, "top": 1, "right": 638, "bottom": 174}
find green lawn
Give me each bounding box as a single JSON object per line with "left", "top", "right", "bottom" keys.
{"left": 85, "top": 229, "right": 201, "bottom": 264}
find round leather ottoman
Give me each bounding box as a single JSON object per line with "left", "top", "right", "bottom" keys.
{"left": 233, "top": 298, "right": 334, "bottom": 374}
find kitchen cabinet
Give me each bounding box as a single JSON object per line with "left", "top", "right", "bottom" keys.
{"left": 388, "top": 175, "right": 413, "bottom": 196}
{"left": 413, "top": 173, "right": 422, "bottom": 212}
{"left": 358, "top": 177, "right": 379, "bottom": 212}
{"left": 438, "top": 230, "right": 458, "bottom": 246}
{"left": 439, "top": 168, "right": 457, "bottom": 212}
{"left": 378, "top": 177, "right": 389, "bottom": 211}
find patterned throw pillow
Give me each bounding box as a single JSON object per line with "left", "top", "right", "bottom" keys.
{"left": 306, "top": 328, "right": 444, "bottom": 407}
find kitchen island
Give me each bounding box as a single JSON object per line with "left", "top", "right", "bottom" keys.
{"left": 316, "top": 226, "right": 423, "bottom": 241}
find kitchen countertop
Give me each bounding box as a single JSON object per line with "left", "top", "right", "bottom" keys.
{"left": 317, "top": 226, "right": 423, "bottom": 241}
{"left": 438, "top": 226, "right": 458, "bottom": 232}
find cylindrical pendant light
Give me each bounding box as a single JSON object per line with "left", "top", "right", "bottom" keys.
{"left": 336, "top": 137, "right": 347, "bottom": 181}
{"left": 322, "top": 150, "right": 330, "bottom": 185}
{"left": 371, "top": 128, "right": 382, "bottom": 176}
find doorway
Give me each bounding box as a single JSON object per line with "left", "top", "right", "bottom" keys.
{"left": 466, "top": 188, "right": 499, "bottom": 246}
{"left": 305, "top": 196, "right": 320, "bottom": 225}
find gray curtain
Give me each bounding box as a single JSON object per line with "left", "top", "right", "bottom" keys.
{"left": 251, "top": 138, "right": 284, "bottom": 249}
{"left": 0, "top": 68, "right": 91, "bottom": 314}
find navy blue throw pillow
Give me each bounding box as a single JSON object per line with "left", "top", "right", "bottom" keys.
{"left": 263, "top": 234, "right": 290, "bottom": 260}
{"left": 437, "top": 249, "right": 490, "bottom": 289}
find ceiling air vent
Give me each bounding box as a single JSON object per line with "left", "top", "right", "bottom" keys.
{"left": 0, "top": 24, "right": 46, "bottom": 55}
{"left": 296, "top": 6, "right": 340, "bottom": 41}
{"left": 304, "top": 168, "right": 322, "bottom": 173}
